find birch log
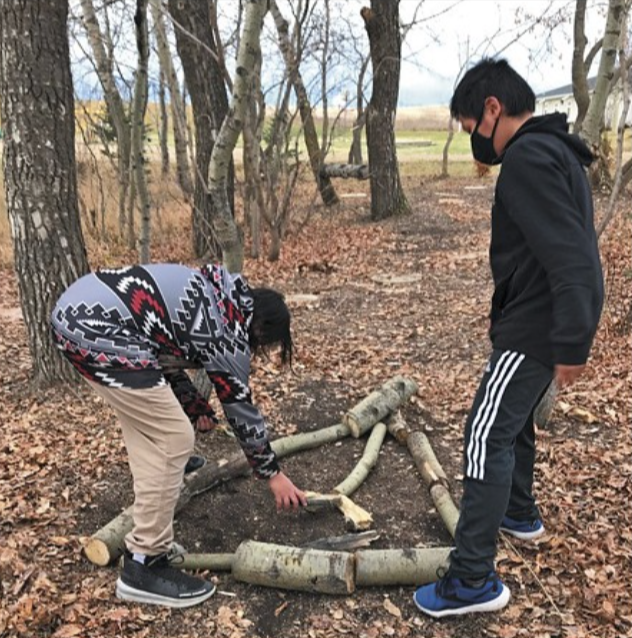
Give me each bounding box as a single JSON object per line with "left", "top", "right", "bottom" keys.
{"left": 406, "top": 431, "right": 459, "bottom": 538}
{"left": 177, "top": 553, "right": 235, "bottom": 571}
{"left": 333, "top": 422, "right": 387, "bottom": 496}
{"left": 385, "top": 410, "right": 409, "bottom": 444}
{"left": 355, "top": 547, "right": 451, "bottom": 586}
{"left": 343, "top": 376, "right": 418, "bottom": 438}
{"left": 232, "top": 541, "right": 355, "bottom": 594}
{"left": 320, "top": 163, "right": 369, "bottom": 180}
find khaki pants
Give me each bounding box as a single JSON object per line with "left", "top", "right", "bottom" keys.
{"left": 88, "top": 381, "right": 194, "bottom": 556}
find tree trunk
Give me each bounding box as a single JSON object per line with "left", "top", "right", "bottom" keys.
{"left": 150, "top": 0, "right": 193, "bottom": 199}
{"left": 362, "top": 2, "right": 410, "bottom": 221}
{"left": 208, "top": 0, "right": 267, "bottom": 273}
{"left": 572, "top": 0, "right": 592, "bottom": 133}
{"left": 233, "top": 541, "right": 356, "bottom": 595}
{"left": 131, "top": 0, "right": 151, "bottom": 263}
{"left": 169, "top": 0, "right": 232, "bottom": 260}
{"left": 158, "top": 66, "right": 170, "bottom": 176}
{"left": 348, "top": 58, "right": 370, "bottom": 164}
{"left": 441, "top": 116, "right": 455, "bottom": 178}
{"left": 269, "top": 0, "right": 339, "bottom": 207}
{"left": 78, "top": 0, "right": 131, "bottom": 236}
{"left": 580, "top": 0, "right": 627, "bottom": 187}
{"left": 0, "top": 0, "right": 90, "bottom": 387}
{"left": 598, "top": 22, "right": 630, "bottom": 237}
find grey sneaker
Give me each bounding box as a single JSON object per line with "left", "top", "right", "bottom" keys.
{"left": 116, "top": 550, "right": 215, "bottom": 608}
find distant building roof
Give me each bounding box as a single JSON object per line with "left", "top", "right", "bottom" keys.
{"left": 537, "top": 76, "right": 598, "bottom": 99}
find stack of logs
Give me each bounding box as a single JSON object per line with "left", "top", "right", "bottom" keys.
{"left": 83, "top": 376, "right": 460, "bottom": 594}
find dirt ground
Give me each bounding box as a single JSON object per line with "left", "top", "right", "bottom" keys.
{"left": 1, "top": 175, "right": 630, "bottom": 638}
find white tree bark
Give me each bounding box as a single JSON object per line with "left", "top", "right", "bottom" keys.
{"left": 78, "top": 0, "right": 131, "bottom": 234}
{"left": 209, "top": 0, "right": 267, "bottom": 272}
{"left": 131, "top": 0, "right": 151, "bottom": 263}
{"left": 581, "top": 0, "right": 627, "bottom": 152}
{"left": 150, "top": 0, "right": 193, "bottom": 198}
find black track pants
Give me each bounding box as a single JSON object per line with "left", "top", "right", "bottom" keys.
{"left": 449, "top": 349, "right": 553, "bottom": 580}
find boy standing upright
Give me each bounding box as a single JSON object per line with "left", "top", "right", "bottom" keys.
{"left": 414, "top": 59, "right": 604, "bottom": 617}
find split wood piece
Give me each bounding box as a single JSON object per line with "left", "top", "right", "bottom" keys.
{"left": 177, "top": 553, "right": 235, "bottom": 571}
{"left": 333, "top": 422, "right": 387, "bottom": 497}
{"left": 305, "top": 530, "right": 381, "bottom": 551}
{"left": 355, "top": 546, "right": 452, "bottom": 586}
{"left": 406, "top": 431, "right": 459, "bottom": 538}
{"left": 84, "top": 422, "right": 352, "bottom": 566}
{"left": 305, "top": 491, "right": 373, "bottom": 531}
{"left": 232, "top": 540, "right": 355, "bottom": 595}
{"left": 343, "top": 376, "right": 418, "bottom": 438}
{"left": 385, "top": 410, "right": 409, "bottom": 444}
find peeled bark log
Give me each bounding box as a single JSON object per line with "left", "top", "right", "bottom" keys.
{"left": 320, "top": 163, "right": 369, "bottom": 180}
{"left": 333, "top": 422, "right": 387, "bottom": 496}
{"left": 232, "top": 541, "right": 355, "bottom": 594}
{"left": 343, "top": 376, "right": 418, "bottom": 438}
{"left": 355, "top": 547, "right": 451, "bottom": 586}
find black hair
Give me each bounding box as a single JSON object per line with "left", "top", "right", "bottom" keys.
{"left": 450, "top": 58, "right": 536, "bottom": 120}
{"left": 249, "top": 288, "right": 293, "bottom": 365}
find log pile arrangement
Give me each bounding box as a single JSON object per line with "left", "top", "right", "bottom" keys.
{"left": 83, "top": 375, "right": 460, "bottom": 594}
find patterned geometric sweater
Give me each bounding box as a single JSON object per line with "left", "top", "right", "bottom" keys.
{"left": 50, "top": 263, "right": 279, "bottom": 479}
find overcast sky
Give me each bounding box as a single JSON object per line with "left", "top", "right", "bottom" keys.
{"left": 392, "top": 0, "right": 606, "bottom": 106}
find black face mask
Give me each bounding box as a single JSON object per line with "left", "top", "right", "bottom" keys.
{"left": 470, "top": 112, "right": 501, "bottom": 165}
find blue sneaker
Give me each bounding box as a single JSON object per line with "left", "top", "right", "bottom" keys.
{"left": 500, "top": 515, "right": 545, "bottom": 540}
{"left": 413, "top": 572, "right": 510, "bottom": 618}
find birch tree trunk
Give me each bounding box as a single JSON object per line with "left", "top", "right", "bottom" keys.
{"left": 362, "top": 1, "right": 410, "bottom": 221}
{"left": 0, "top": 0, "right": 90, "bottom": 387}
{"left": 131, "top": 0, "right": 151, "bottom": 263}
{"left": 269, "top": 0, "right": 339, "bottom": 207}
{"left": 572, "top": 0, "right": 592, "bottom": 133}
{"left": 208, "top": 0, "right": 267, "bottom": 272}
{"left": 168, "top": 0, "right": 232, "bottom": 260}
{"left": 78, "top": 0, "right": 131, "bottom": 236}
{"left": 158, "top": 66, "right": 170, "bottom": 176}
{"left": 150, "top": 0, "right": 193, "bottom": 199}
{"left": 348, "top": 56, "right": 370, "bottom": 165}
{"left": 597, "top": 21, "right": 630, "bottom": 237}
{"left": 580, "top": 0, "right": 627, "bottom": 186}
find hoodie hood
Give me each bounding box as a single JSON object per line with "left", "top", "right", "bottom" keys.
{"left": 502, "top": 113, "right": 594, "bottom": 167}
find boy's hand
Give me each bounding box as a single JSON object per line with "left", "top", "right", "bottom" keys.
{"left": 268, "top": 472, "right": 308, "bottom": 512}
{"left": 555, "top": 364, "right": 586, "bottom": 389}
{"left": 195, "top": 415, "right": 216, "bottom": 432}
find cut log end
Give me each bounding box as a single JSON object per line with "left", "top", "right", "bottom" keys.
{"left": 83, "top": 538, "right": 113, "bottom": 567}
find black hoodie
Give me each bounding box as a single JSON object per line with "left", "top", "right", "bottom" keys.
{"left": 489, "top": 112, "right": 604, "bottom": 368}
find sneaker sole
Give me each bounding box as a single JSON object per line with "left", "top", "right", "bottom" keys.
{"left": 115, "top": 578, "right": 216, "bottom": 608}
{"left": 413, "top": 583, "right": 511, "bottom": 618}
{"left": 499, "top": 525, "right": 546, "bottom": 540}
